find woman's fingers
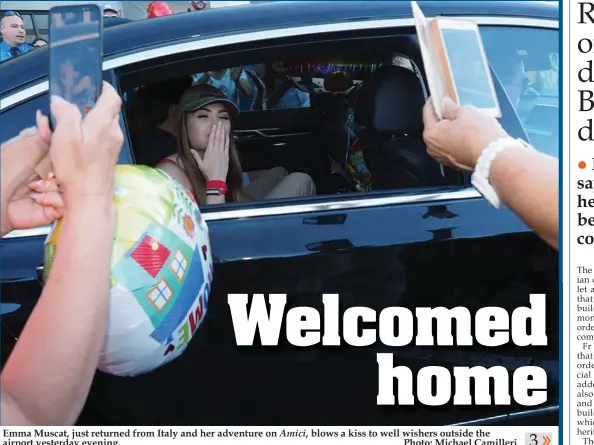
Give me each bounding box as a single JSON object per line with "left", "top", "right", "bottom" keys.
{"left": 50, "top": 95, "right": 83, "bottom": 145}
{"left": 43, "top": 206, "right": 63, "bottom": 222}
{"left": 36, "top": 110, "right": 52, "bottom": 144}
{"left": 86, "top": 81, "right": 122, "bottom": 126}
{"left": 209, "top": 123, "right": 217, "bottom": 154}
{"left": 213, "top": 121, "right": 220, "bottom": 152}
{"left": 29, "top": 191, "right": 65, "bottom": 209}
{"left": 207, "top": 123, "right": 216, "bottom": 151}
{"left": 1, "top": 127, "right": 50, "bottom": 176}
{"left": 34, "top": 111, "right": 54, "bottom": 179}
{"left": 223, "top": 128, "right": 229, "bottom": 157}
{"left": 191, "top": 149, "right": 204, "bottom": 169}
{"left": 422, "top": 97, "right": 439, "bottom": 127}
{"left": 224, "top": 131, "right": 231, "bottom": 157}
{"left": 29, "top": 178, "right": 59, "bottom": 193}
{"left": 218, "top": 122, "right": 225, "bottom": 153}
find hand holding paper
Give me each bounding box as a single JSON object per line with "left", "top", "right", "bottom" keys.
{"left": 423, "top": 96, "right": 507, "bottom": 171}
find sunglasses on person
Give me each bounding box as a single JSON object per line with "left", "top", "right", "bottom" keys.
{"left": 1, "top": 10, "right": 23, "bottom": 19}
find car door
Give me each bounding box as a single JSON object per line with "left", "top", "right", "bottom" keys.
{"left": 81, "top": 18, "right": 559, "bottom": 426}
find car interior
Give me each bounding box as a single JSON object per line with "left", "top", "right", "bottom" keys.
{"left": 118, "top": 29, "right": 558, "bottom": 208}
{"left": 119, "top": 33, "right": 466, "bottom": 205}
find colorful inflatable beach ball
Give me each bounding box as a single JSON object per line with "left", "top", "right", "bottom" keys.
{"left": 43, "top": 165, "right": 213, "bottom": 377}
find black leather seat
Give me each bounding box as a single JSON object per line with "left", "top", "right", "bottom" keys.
{"left": 354, "top": 65, "right": 444, "bottom": 190}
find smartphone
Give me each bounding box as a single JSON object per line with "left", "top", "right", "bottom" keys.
{"left": 429, "top": 17, "right": 501, "bottom": 118}
{"left": 49, "top": 4, "right": 103, "bottom": 129}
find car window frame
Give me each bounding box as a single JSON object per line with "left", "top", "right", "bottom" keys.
{"left": 1, "top": 15, "right": 557, "bottom": 240}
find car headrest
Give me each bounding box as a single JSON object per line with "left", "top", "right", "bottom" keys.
{"left": 355, "top": 65, "right": 425, "bottom": 136}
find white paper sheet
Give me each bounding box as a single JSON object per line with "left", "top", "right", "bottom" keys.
{"left": 411, "top": 1, "right": 446, "bottom": 120}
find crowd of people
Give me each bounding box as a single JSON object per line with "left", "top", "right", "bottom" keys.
{"left": 192, "top": 62, "right": 311, "bottom": 112}
{"left": 0, "top": 1, "right": 208, "bottom": 63}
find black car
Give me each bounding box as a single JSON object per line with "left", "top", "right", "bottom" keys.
{"left": 0, "top": 1, "right": 559, "bottom": 426}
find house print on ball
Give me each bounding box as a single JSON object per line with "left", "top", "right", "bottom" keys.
{"left": 111, "top": 224, "right": 206, "bottom": 345}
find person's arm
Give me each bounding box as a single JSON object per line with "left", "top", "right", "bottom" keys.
{"left": 1, "top": 196, "right": 116, "bottom": 425}
{"left": 194, "top": 72, "right": 210, "bottom": 85}
{"left": 73, "top": 76, "right": 92, "bottom": 95}
{"left": 236, "top": 70, "right": 253, "bottom": 98}
{"left": 422, "top": 97, "right": 558, "bottom": 251}
{"left": 248, "top": 170, "right": 263, "bottom": 183}
{"left": 299, "top": 90, "right": 311, "bottom": 108}
{"left": 205, "top": 194, "right": 225, "bottom": 205}
{"left": 488, "top": 143, "right": 558, "bottom": 250}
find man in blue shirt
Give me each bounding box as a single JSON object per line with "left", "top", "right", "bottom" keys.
{"left": 193, "top": 68, "right": 253, "bottom": 107}
{"left": 0, "top": 11, "right": 35, "bottom": 62}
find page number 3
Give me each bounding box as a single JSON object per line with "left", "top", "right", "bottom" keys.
{"left": 526, "top": 433, "right": 552, "bottom": 445}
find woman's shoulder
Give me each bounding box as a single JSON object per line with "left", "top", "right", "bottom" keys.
{"left": 156, "top": 154, "right": 181, "bottom": 167}
{"left": 156, "top": 155, "right": 189, "bottom": 176}
{"left": 156, "top": 155, "right": 191, "bottom": 183}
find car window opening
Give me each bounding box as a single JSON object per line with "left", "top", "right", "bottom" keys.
{"left": 123, "top": 34, "right": 467, "bottom": 211}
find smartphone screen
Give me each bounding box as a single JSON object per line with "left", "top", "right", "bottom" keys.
{"left": 49, "top": 5, "right": 103, "bottom": 128}
{"left": 440, "top": 28, "right": 497, "bottom": 109}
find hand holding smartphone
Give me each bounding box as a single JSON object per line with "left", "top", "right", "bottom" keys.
{"left": 48, "top": 4, "right": 103, "bottom": 129}
{"left": 412, "top": 2, "right": 501, "bottom": 119}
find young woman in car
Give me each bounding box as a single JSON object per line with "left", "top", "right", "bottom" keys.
{"left": 156, "top": 83, "right": 316, "bottom": 205}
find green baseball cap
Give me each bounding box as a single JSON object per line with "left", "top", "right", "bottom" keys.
{"left": 178, "top": 83, "right": 240, "bottom": 115}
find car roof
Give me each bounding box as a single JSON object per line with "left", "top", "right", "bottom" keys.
{"left": 0, "top": 1, "right": 558, "bottom": 98}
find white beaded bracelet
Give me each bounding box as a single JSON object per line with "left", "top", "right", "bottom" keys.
{"left": 471, "top": 137, "right": 528, "bottom": 209}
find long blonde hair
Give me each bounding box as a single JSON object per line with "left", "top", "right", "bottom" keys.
{"left": 177, "top": 109, "right": 244, "bottom": 203}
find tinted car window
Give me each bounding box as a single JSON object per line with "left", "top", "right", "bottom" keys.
{"left": 0, "top": 91, "right": 132, "bottom": 164}
{"left": 0, "top": 94, "right": 48, "bottom": 144}
{"left": 33, "top": 13, "right": 49, "bottom": 42}
{"left": 21, "top": 13, "right": 36, "bottom": 44}
{"left": 481, "top": 26, "right": 559, "bottom": 158}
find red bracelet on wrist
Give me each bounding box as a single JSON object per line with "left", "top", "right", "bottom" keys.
{"left": 205, "top": 180, "right": 228, "bottom": 196}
